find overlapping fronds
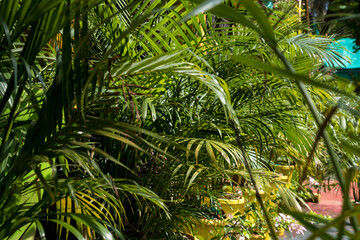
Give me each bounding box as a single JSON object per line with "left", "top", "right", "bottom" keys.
{"left": 1, "top": 0, "right": 359, "bottom": 239}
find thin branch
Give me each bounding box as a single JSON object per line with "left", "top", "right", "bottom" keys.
{"left": 273, "top": 46, "right": 359, "bottom": 232}
{"left": 299, "top": 106, "right": 338, "bottom": 187}
{"left": 231, "top": 120, "right": 279, "bottom": 240}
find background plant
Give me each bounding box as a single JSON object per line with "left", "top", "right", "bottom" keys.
{"left": 0, "top": 0, "right": 359, "bottom": 239}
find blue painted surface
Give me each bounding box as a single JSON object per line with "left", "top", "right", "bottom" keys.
{"left": 335, "top": 69, "right": 360, "bottom": 80}
{"left": 327, "top": 38, "right": 360, "bottom": 69}
{"left": 262, "top": 0, "right": 273, "bottom": 9}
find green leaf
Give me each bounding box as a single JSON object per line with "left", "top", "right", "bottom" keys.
{"left": 240, "top": 0, "right": 275, "bottom": 44}
{"left": 141, "top": 98, "right": 150, "bottom": 122}
{"left": 205, "top": 141, "right": 216, "bottom": 164}
{"left": 231, "top": 54, "right": 358, "bottom": 99}
{"left": 149, "top": 100, "right": 156, "bottom": 122}
{"left": 59, "top": 214, "right": 115, "bottom": 240}
{"left": 185, "top": 167, "right": 203, "bottom": 193}
{"left": 181, "top": 0, "right": 223, "bottom": 23}
{"left": 34, "top": 220, "right": 45, "bottom": 240}
{"left": 49, "top": 219, "right": 85, "bottom": 240}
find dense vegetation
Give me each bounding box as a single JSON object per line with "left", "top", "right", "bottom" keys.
{"left": 0, "top": 0, "right": 359, "bottom": 239}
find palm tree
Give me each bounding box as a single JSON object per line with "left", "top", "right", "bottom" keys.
{"left": 1, "top": 0, "right": 359, "bottom": 239}
{"left": 0, "top": 0, "right": 174, "bottom": 239}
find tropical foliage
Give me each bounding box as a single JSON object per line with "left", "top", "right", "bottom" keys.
{"left": 0, "top": 0, "right": 359, "bottom": 239}
{"left": 327, "top": 0, "right": 360, "bottom": 48}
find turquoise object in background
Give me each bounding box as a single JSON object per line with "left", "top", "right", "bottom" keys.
{"left": 262, "top": 0, "right": 273, "bottom": 9}
{"left": 326, "top": 38, "right": 360, "bottom": 80}
{"left": 327, "top": 38, "right": 360, "bottom": 69}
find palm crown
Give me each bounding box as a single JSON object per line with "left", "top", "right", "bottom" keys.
{"left": 0, "top": 0, "right": 359, "bottom": 239}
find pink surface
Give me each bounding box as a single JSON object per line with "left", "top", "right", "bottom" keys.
{"left": 303, "top": 181, "right": 350, "bottom": 218}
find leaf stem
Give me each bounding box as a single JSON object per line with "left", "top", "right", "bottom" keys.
{"left": 273, "top": 46, "right": 359, "bottom": 233}
{"left": 298, "top": 106, "right": 338, "bottom": 187}
{"left": 231, "top": 120, "right": 279, "bottom": 240}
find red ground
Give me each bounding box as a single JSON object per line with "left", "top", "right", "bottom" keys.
{"left": 303, "top": 181, "right": 349, "bottom": 218}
